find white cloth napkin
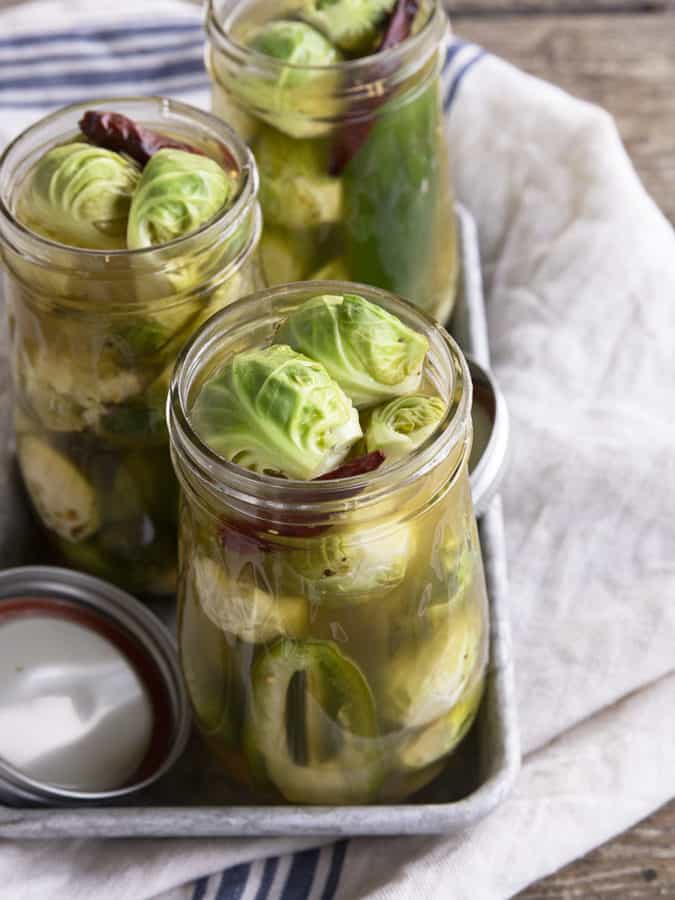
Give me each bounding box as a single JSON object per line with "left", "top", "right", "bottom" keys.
{"left": 1, "top": 4, "right": 674, "bottom": 899}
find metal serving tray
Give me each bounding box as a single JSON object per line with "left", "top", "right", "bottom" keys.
{"left": 0, "top": 206, "right": 520, "bottom": 838}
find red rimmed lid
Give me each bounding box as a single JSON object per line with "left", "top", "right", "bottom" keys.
{"left": 0, "top": 567, "right": 190, "bottom": 805}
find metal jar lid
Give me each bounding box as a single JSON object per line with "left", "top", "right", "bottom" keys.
{"left": 0, "top": 566, "right": 190, "bottom": 806}
{"left": 468, "top": 357, "right": 510, "bottom": 517}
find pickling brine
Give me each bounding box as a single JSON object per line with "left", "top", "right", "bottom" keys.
{"left": 0, "top": 98, "right": 263, "bottom": 594}
{"left": 168, "top": 282, "right": 488, "bottom": 804}
{"left": 206, "top": 0, "right": 459, "bottom": 323}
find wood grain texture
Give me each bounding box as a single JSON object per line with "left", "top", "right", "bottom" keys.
{"left": 457, "top": 11, "right": 675, "bottom": 222}
{"left": 518, "top": 800, "right": 675, "bottom": 898}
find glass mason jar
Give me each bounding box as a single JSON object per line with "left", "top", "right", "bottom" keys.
{"left": 205, "top": 0, "right": 458, "bottom": 323}
{"left": 0, "top": 98, "right": 263, "bottom": 596}
{"left": 168, "top": 282, "right": 488, "bottom": 805}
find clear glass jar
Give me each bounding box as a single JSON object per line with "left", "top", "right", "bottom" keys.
{"left": 205, "top": 0, "right": 458, "bottom": 323}
{"left": 0, "top": 98, "right": 263, "bottom": 595}
{"left": 168, "top": 281, "right": 488, "bottom": 805}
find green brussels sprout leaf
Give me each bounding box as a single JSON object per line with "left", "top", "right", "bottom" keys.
{"left": 365, "top": 394, "right": 445, "bottom": 461}
{"left": 274, "top": 293, "right": 429, "bottom": 407}
{"left": 191, "top": 344, "right": 362, "bottom": 480}
{"left": 17, "top": 142, "right": 140, "bottom": 249}
{"left": 127, "top": 148, "right": 238, "bottom": 249}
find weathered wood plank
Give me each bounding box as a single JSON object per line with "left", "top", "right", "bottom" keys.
{"left": 456, "top": 11, "right": 675, "bottom": 223}
{"left": 518, "top": 800, "right": 675, "bottom": 898}
{"left": 449, "top": 1, "right": 667, "bottom": 14}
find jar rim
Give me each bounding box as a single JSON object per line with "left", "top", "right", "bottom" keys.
{"left": 0, "top": 96, "right": 259, "bottom": 265}
{"left": 168, "top": 280, "right": 472, "bottom": 517}
{"left": 206, "top": 0, "right": 448, "bottom": 80}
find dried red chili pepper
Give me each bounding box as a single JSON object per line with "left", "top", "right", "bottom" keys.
{"left": 316, "top": 450, "right": 385, "bottom": 480}
{"left": 79, "top": 110, "right": 235, "bottom": 169}
{"left": 216, "top": 452, "right": 385, "bottom": 550}
{"left": 329, "top": 0, "right": 419, "bottom": 175}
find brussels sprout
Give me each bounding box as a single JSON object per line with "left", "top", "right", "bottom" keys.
{"left": 194, "top": 554, "right": 307, "bottom": 643}
{"left": 191, "top": 344, "right": 362, "bottom": 480}
{"left": 299, "top": 0, "right": 396, "bottom": 53}
{"left": 274, "top": 293, "right": 429, "bottom": 408}
{"left": 288, "top": 524, "right": 413, "bottom": 606}
{"left": 126, "top": 149, "right": 237, "bottom": 250}
{"left": 365, "top": 394, "right": 446, "bottom": 461}
{"left": 246, "top": 19, "right": 341, "bottom": 73}
{"left": 16, "top": 142, "right": 140, "bottom": 250}
{"left": 238, "top": 21, "right": 342, "bottom": 139}
{"left": 378, "top": 600, "right": 486, "bottom": 729}
{"left": 244, "top": 638, "right": 381, "bottom": 803}
{"left": 260, "top": 228, "right": 312, "bottom": 285}
{"left": 17, "top": 437, "right": 100, "bottom": 542}
{"left": 398, "top": 676, "right": 485, "bottom": 771}
{"left": 19, "top": 337, "right": 144, "bottom": 432}
{"left": 255, "top": 128, "right": 342, "bottom": 229}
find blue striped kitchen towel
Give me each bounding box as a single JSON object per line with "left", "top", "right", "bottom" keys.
{"left": 2, "top": 3, "right": 675, "bottom": 900}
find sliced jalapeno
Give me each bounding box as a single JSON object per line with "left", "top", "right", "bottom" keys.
{"left": 245, "top": 638, "right": 381, "bottom": 804}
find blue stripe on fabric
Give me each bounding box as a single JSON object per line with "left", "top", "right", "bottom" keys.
{"left": 321, "top": 842, "right": 348, "bottom": 900}
{"left": 254, "top": 857, "right": 279, "bottom": 900}
{"left": 280, "top": 848, "right": 320, "bottom": 900}
{"left": 0, "top": 39, "right": 205, "bottom": 69}
{"left": 215, "top": 862, "right": 251, "bottom": 900}
{"left": 0, "top": 80, "right": 211, "bottom": 108}
{"left": 441, "top": 38, "right": 466, "bottom": 74}
{"left": 0, "top": 58, "right": 205, "bottom": 91}
{"left": 443, "top": 48, "right": 488, "bottom": 112}
{"left": 0, "top": 22, "right": 201, "bottom": 50}
{"left": 192, "top": 876, "right": 209, "bottom": 900}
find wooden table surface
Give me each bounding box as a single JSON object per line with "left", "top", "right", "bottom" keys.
{"left": 451, "top": 1, "right": 675, "bottom": 897}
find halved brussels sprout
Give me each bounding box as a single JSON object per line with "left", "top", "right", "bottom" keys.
{"left": 194, "top": 554, "right": 307, "bottom": 643}
{"left": 260, "top": 227, "right": 313, "bottom": 284}
{"left": 126, "top": 149, "right": 237, "bottom": 250}
{"left": 365, "top": 394, "right": 446, "bottom": 461}
{"left": 398, "top": 675, "right": 485, "bottom": 771}
{"left": 191, "top": 344, "right": 362, "bottom": 480}
{"left": 16, "top": 142, "right": 140, "bottom": 249}
{"left": 299, "top": 0, "right": 396, "bottom": 53}
{"left": 378, "top": 599, "right": 486, "bottom": 729}
{"left": 287, "top": 524, "right": 413, "bottom": 606}
{"left": 255, "top": 128, "right": 342, "bottom": 229}
{"left": 18, "top": 336, "right": 144, "bottom": 432}
{"left": 18, "top": 437, "right": 100, "bottom": 542}
{"left": 274, "top": 293, "right": 429, "bottom": 407}
{"left": 244, "top": 638, "right": 380, "bottom": 803}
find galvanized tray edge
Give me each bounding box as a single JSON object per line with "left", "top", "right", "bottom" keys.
{"left": 0, "top": 205, "right": 521, "bottom": 838}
